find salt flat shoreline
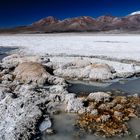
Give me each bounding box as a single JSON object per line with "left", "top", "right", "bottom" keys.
{"left": 0, "top": 34, "right": 140, "bottom": 60}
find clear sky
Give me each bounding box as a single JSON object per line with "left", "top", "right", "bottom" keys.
{"left": 0, "top": 0, "right": 140, "bottom": 27}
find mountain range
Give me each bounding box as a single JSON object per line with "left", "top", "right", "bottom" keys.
{"left": 1, "top": 11, "right": 140, "bottom": 33}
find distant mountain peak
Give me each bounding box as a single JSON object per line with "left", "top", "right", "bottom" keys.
{"left": 96, "top": 15, "right": 116, "bottom": 22}
{"left": 32, "top": 16, "right": 59, "bottom": 26}
{"left": 129, "top": 11, "right": 140, "bottom": 16}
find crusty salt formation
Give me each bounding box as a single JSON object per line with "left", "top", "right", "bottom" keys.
{"left": 76, "top": 95, "right": 140, "bottom": 137}
{"left": 54, "top": 61, "right": 115, "bottom": 81}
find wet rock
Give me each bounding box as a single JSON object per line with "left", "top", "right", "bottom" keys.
{"left": 39, "top": 116, "right": 52, "bottom": 132}
{"left": 14, "top": 62, "right": 50, "bottom": 85}
{"left": 87, "top": 92, "right": 111, "bottom": 102}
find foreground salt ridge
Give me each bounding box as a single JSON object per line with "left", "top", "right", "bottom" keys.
{"left": 50, "top": 56, "right": 140, "bottom": 78}
{"left": 0, "top": 54, "right": 140, "bottom": 139}
{"left": 2, "top": 54, "right": 140, "bottom": 80}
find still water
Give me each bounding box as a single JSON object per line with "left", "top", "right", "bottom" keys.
{"left": 68, "top": 78, "right": 140, "bottom": 95}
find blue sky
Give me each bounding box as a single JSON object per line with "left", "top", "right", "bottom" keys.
{"left": 0, "top": 0, "right": 140, "bottom": 27}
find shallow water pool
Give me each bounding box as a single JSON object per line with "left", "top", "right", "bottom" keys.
{"left": 67, "top": 78, "right": 140, "bottom": 95}
{"left": 41, "top": 78, "right": 140, "bottom": 140}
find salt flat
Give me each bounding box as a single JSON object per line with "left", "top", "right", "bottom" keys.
{"left": 0, "top": 34, "right": 140, "bottom": 60}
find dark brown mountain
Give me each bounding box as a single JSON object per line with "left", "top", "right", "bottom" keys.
{"left": 1, "top": 12, "right": 140, "bottom": 33}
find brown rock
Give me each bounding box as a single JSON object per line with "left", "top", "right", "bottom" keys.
{"left": 14, "top": 62, "right": 50, "bottom": 85}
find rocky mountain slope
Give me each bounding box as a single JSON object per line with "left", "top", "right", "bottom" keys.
{"left": 1, "top": 11, "right": 140, "bottom": 33}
